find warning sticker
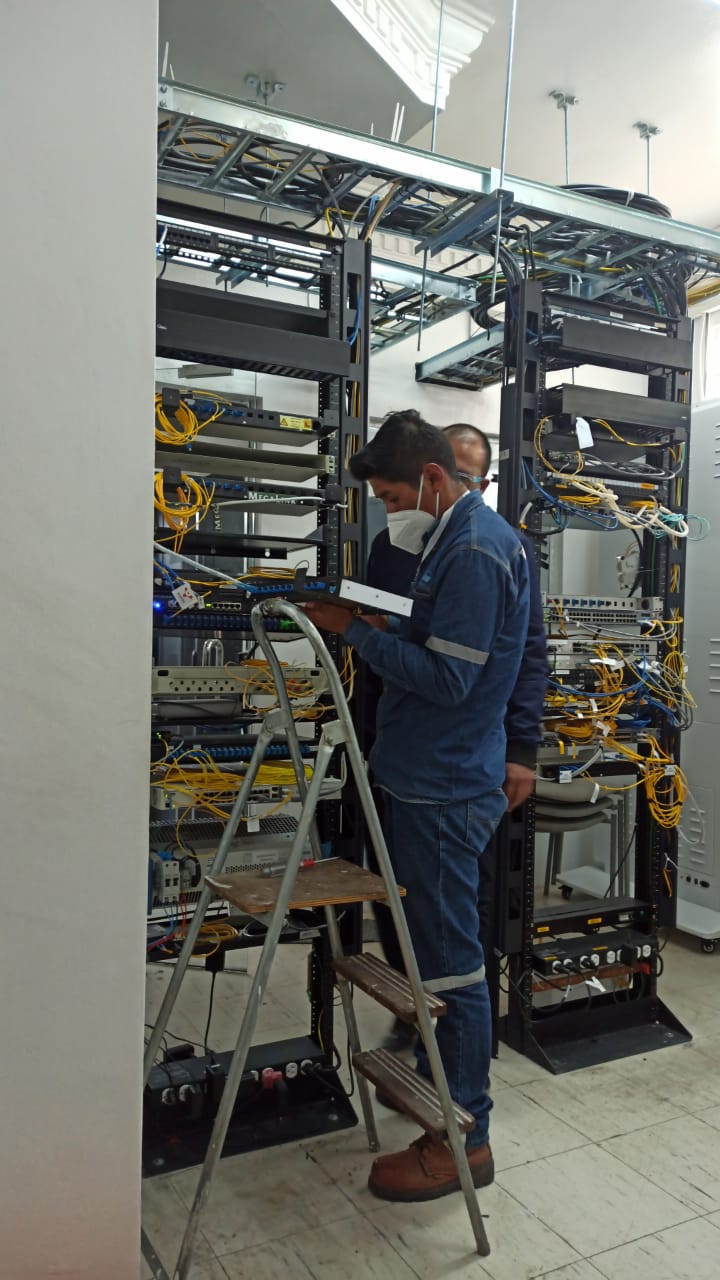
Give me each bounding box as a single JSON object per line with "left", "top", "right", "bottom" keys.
{"left": 280, "top": 415, "right": 314, "bottom": 431}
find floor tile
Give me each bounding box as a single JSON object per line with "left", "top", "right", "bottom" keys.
{"left": 534, "top": 1265, "right": 604, "bottom": 1280}
{"left": 694, "top": 1104, "right": 720, "bottom": 1129}
{"left": 201, "top": 988, "right": 308, "bottom": 1053}
{"left": 141, "top": 1177, "right": 225, "bottom": 1278}
{"left": 617, "top": 1043, "right": 720, "bottom": 1115}
{"left": 496, "top": 1145, "right": 694, "bottom": 1256}
{"left": 490, "top": 1044, "right": 552, "bottom": 1088}
{"left": 220, "top": 1215, "right": 418, "bottom": 1278}
{"left": 589, "top": 1215, "right": 720, "bottom": 1280}
{"left": 214, "top": 1235, "right": 317, "bottom": 1279}
{"left": 688, "top": 1031, "right": 720, "bottom": 1068}
{"left": 227, "top": 941, "right": 312, "bottom": 987}
{"left": 369, "top": 1182, "right": 580, "bottom": 1280}
{"left": 655, "top": 990, "right": 720, "bottom": 1040}
{"left": 302, "top": 1110, "right": 417, "bottom": 1211}
{"left": 516, "top": 1061, "right": 685, "bottom": 1142}
{"left": 601, "top": 1113, "right": 720, "bottom": 1213}
{"left": 679, "top": 980, "right": 720, "bottom": 1015}
{"left": 171, "top": 1145, "right": 355, "bottom": 1254}
{"left": 490, "top": 1088, "right": 588, "bottom": 1171}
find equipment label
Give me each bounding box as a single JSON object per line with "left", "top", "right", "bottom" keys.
{"left": 280, "top": 415, "right": 314, "bottom": 431}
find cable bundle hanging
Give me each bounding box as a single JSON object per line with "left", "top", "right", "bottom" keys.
{"left": 153, "top": 471, "right": 215, "bottom": 551}
{"left": 533, "top": 417, "right": 692, "bottom": 538}
{"left": 154, "top": 391, "right": 228, "bottom": 446}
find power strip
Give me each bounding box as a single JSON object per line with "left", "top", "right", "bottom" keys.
{"left": 532, "top": 928, "right": 656, "bottom": 975}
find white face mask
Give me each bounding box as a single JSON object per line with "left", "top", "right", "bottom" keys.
{"left": 386, "top": 478, "right": 439, "bottom": 555}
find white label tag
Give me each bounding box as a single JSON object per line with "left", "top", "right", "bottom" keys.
{"left": 559, "top": 769, "right": 572, "bottom": 783}
{"left": 246, "top": 816, "right": 261, "bottom": 833}
{"left": 172, "top": 581, "right": 200, "bottom": 611}
{"left": 664, "top": 764, "right": 677, "bottom": 776}
{"left": 575, "top": 417, "right": 594, "bottom": 450}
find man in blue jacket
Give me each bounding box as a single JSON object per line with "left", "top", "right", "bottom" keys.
{"left": 303, "top": 412, "right": 530, "bottom": 1203}
{"left": 365, "top": 422, "right": 548, "bottom": 1049}
{"left": 368, "top": 422, "right": 547, "bottom": 809}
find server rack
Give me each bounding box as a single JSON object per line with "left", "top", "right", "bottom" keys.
{"left": 493, "top": 281, "right": 692, "bottom": 1072}
{"left": 146, "top": 211, "right": 371, "bottom": 1166}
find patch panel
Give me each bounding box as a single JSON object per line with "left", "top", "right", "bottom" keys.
{"left": 152, "top": 665, "right": 327, "bottom": 697}
{"left": 542, "top": 471, "right": 662, "bottom": 495}
{"left": 153, "top": 607, "right": 301, "bottom": 634}
{"left": 163, "top": 742, "right": 315, "bottom": 765}
{"left": 546, "top": 638, "right": 660, "bottom": 659}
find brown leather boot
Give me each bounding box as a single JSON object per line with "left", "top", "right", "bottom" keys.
{"left": 368, "top": 1134, "right": 494, "bottom": 1202}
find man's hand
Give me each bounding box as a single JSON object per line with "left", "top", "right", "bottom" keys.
{"left": 503, "top": 762, "right": 536, "bottom": 811}
{"left": 301, "top": 602, "right": 353, "bottom": 635}
{"left": 301, "top": 603, "right": 389, "bottom": 636}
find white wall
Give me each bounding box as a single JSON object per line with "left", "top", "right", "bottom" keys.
{"left": 0, "top": 4, "right": 157, "bottom": 1277}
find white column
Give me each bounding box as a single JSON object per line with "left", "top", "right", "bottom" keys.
{"left": 0, "top": 3, "right": 157, "bottom": 1276}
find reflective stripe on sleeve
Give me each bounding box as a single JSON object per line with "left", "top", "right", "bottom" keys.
{"left": 425, "top": 635, "right": 489, "bottom": 665}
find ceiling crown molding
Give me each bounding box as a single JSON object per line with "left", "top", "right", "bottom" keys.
{"left": 329, "top": 0, "right": 494, "bottom": 112}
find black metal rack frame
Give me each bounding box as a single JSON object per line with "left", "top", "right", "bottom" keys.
{"left": 151, "top": 213, "right": 371, "bottom": 1068}
{"left": 493, "top": 280, "right": 692, "bottom": 1073}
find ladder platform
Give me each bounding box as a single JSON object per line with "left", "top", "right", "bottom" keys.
{"left": 334, "top": 953, "right": 447, "bottom": 1023}
{"left": 206, "top": 857, "right": 406, "bottom": 915}
{"left": 353, "top": 1049, "right": 475, "bottom": 1136}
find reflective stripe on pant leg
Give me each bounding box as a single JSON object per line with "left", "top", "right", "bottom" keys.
{"left": 424, "top": 966, "right": 486, "bottom": 995}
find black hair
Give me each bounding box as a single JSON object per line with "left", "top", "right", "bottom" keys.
{"left": 444, "top": 422, "right": 492, "bottom": 474}
{"left": 349, "top": 410, "right": 458, "bottom": 484}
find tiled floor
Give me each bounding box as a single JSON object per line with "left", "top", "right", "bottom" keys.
{"left": 143, "top": 931, "right": 720, "bottom": 1280}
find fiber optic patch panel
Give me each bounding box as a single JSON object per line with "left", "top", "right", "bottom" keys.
{"left": 153, "top": 606, "right": 301, "bottom": 634}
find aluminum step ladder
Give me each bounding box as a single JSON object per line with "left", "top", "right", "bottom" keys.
{"left": 142, "top": 598, "right": 491, "bottom": 1279}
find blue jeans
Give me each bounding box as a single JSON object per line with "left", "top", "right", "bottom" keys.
{"left": 380, "top": 787, "right": 507, "bottom": 1148}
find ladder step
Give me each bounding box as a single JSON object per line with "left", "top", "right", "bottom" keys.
{"left": 334, "top": 953, "right": 446, "bottom": 1023}
{"left": 206, "top": 856, "right": 406, "bottom": 915}
{"left": 353, "top": 1049, "right": 475, "bottom": 1136}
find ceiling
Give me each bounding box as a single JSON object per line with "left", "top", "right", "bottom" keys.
{"left": 417, "top": 0, "right": 720, "bottom": 230}
{"left": 160, "top": 0, "right": 720, "bottom": 231}
{"left": 158, "top": 0, "right": 434, "bottom": 139}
